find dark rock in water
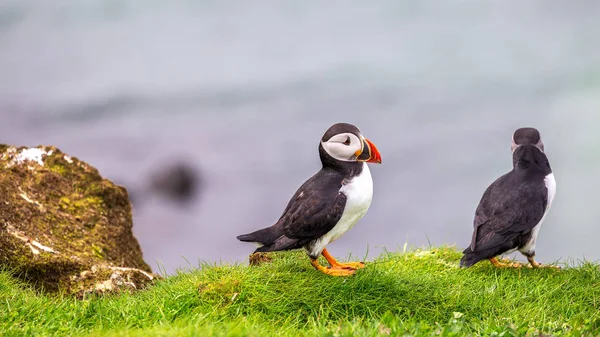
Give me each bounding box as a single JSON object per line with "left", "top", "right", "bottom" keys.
{"left": 0, "top": 145, "right": 155, "bottom": 297}
{"left": 148, "top": 161, "right": 201, "bottom": 204}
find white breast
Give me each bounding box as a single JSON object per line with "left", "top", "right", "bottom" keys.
{"left": 519, "top": 172, "right": 556, "bottom": 254}
{"left": 545, "top": 173, "right": 556, "bottom": 208}
{"left": 305, "top": 163, "right": 373, "bottom": 257}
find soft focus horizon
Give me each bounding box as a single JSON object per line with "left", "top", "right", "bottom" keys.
{"left": 2, "top": 1, "right": 600, "bottom": 273}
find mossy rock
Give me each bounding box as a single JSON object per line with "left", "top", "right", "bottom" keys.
{"left": 0, "top": 145, "right": 154, "bottom": 297}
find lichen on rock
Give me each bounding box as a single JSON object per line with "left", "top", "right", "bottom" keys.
{"left": 0, "top": 145, "right": 154, "bottom": 297}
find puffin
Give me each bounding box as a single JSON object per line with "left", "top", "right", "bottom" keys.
{"left": 460, "top": 127, "right": 556, "bottom": 268}
{"left": 237, "top": 123, "right": 382, "bottom": 276}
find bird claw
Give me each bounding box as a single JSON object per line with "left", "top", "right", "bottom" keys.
{"left": 527, "top": 257, "right": 562, "bottom": 269}
{"left": 333, "top": 261, "right": 365, "bottom": 270}
{"left": 324, "top": 266, "right": 356, "bottom": 276}
{"left": 312, "top": 258, "right": 356, "bottom": 276}
{"left": 490, "top": 257, "right": 524, "bottom": 268}
{"left": 505, "top": 262, "right": 523, "bottom": 268}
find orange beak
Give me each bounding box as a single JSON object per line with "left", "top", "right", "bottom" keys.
{"left": 357, "top": 138, "right": 382, "bottom": 164}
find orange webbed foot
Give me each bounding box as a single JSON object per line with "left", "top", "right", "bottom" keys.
{"left": 321, "top": 248, "right": 365, "bottom": 271}
{"left": 311, "top": 259, "right": 356, "bottom": 277}
{"left": 489, "top": 257, "right": 524, "bottom": 268}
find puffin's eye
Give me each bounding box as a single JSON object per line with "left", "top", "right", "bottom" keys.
{"left": 343, "top": 137, "right": 351, "bottom": 146}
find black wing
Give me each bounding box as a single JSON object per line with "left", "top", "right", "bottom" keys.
{"left": 237, "top": 169, "right": 347, "bottom": 253}
{"left": 469, "top": 172, "right": 547, "bottom": 253}
{"left": 279, "top": 169, "right": 347, "bottom": 241}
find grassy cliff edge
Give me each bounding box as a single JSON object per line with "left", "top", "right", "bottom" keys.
{"left": 1, "top": 247, "right": 599, "bottom": 336}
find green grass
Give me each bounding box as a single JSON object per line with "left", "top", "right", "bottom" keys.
{"left": 1, "top": 247, "right": 599, "bottom": 336}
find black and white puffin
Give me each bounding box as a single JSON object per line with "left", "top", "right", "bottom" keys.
{"left": 460, "top": 127, "right": 557, "bottom": 268}
{"left": 237, "top": 123, "right": 382, "bottom": 276}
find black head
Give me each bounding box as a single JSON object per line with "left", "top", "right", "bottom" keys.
{"left": 321, "top": 123, "right": 362, "bottom": 143}
{"left": 318, "top": 123, "right": 382, "bottom": 172}
{"left": 512, "top": 127, "right": 544, "bottom": 152}
{"left": 512, "top": 144, "right": 552, "bottom": 175}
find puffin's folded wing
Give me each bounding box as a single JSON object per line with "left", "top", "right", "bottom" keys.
{"left": 471, "top": 183, "right": 547, "bottom": 252}
{"left": 281, "top": 188, "right": 347, "bottom": 241}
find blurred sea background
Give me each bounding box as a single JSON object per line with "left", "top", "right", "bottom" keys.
{"left": 1, "top": 1, "right": 600, "bottom": 272}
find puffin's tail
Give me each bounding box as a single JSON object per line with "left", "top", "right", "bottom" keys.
{"left": 460, "top": 247, "right": 487, "bottom": 268}
{"left": 237, "top": 224, "right": 301, "bottom": 252}
{"left": 237, "top": 224, "right": 282, "bottom": 245}
{"left": 237, "top": 227, "right": 273, "bottom": 244}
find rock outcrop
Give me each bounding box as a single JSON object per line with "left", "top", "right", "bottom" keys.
{"left": 0, "top": 145, "right": 154, "bottom": 297}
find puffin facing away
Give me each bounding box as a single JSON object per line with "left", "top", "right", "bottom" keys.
{"left": 237, "top": 123, "right": 382, "bottom": 276}
{"left": 461, "top": 127, "right": 556, "bottom": 268}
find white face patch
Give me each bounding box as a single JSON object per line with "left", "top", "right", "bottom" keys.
{"left": 511, "top": 140, "right": 518, "bottom": 153}
{"left": 321, "top": 133, "right": 362, "bottom": 162}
